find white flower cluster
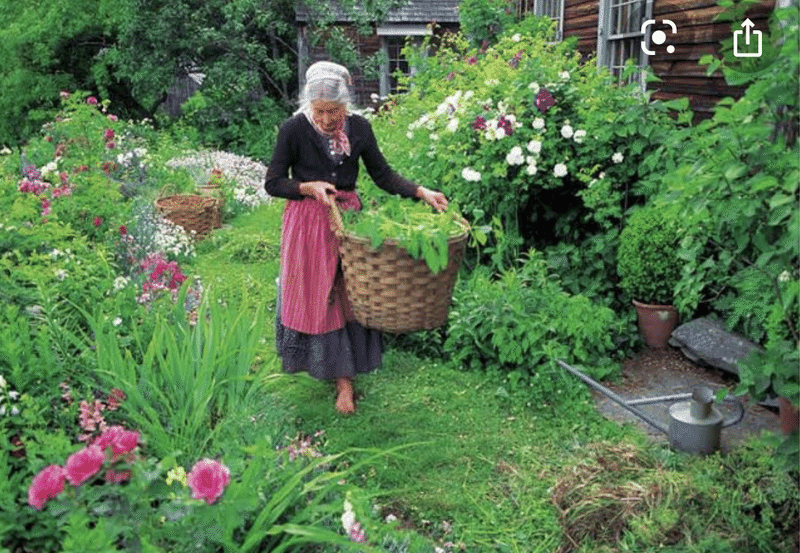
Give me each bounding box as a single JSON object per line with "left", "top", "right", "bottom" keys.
{"left": 152, "top": 216, "right": 197, "bottom": 259}
{"left": 167, "top": 150, "right": 272, "bottom": 209}
{"left": 409, "top": 90, "right": 475, "bottom": 139}
{"left": 117, "top": 147, "right": 149, "bottom": 168}
{"left": 461, "top": 167, "right": 482, "bottom": 182}
{"left": 0, "top": 374, "right": 20, "bottom": 417}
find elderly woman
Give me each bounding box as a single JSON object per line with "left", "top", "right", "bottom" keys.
{"left": 265, "top": 61, "right": 447, "bottom": 414}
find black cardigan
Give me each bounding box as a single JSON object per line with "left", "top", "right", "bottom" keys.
{"left": 264, "top": 113, "right": 419, "bottom": 201}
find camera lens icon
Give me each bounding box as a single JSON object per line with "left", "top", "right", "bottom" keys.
{"left": 641, "top": 20, "right": 677, "bottom": 55}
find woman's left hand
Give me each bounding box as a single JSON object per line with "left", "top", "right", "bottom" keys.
{"left": 417, "top": 186, "right": 448, "bottom": 213}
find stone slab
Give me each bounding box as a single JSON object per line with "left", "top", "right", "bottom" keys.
{"left": 669, "top": 317, "right": 762, "bottom": 376}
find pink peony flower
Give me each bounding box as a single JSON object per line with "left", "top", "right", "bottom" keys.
{"left": 86, "top": 96, "right": 98, "bottom": 105}
{"left": 28, "top": 465, "right": 67, "bottom": 510}
{"left": 93, "top": 217, "right": 103, "bottom": 227}
{"left": 65, "top": 445, "right": 105, "bottom": 486}
{"left": 104, "top": 129, "right": 114, "bottom": 140}
{"left": 187, "top": 459, "right": 230, "bottom": 504}
{"left": 94, "top": 425, "right": 139, "bottom": 460}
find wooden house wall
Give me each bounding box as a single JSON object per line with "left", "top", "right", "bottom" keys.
{"left": 561, "top": 0, "right": 775, "bottom": 119}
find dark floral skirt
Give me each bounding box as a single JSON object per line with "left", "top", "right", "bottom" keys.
{"left": 276, "top": 278, "right": 382, "bottom": 380}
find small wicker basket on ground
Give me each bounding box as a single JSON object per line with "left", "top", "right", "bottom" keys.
{"left": 329, "top": 202, "right": 467, "bottom": 334}
{"left": 155, "top": 194, "right": 221, "bottom": 238}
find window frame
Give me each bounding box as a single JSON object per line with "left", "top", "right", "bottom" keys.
{"left": 376, "top": 24, "right": 432, "bottom": 98}
{"left": 597, "top": 0, "right": 653, "bottom": 90}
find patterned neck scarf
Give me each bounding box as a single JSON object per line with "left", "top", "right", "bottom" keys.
{"left": 304, "top": 110, "right": 351, "bottom": 157}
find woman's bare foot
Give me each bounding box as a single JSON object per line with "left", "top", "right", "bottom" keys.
{"left": 335, "top": 378, "right": 356, "bottom": 414}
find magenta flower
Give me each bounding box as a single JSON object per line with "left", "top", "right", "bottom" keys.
{"left": 28, "top": 465, "right": 67, "bottom": 510}
{"left": 467, "top": 56, "right": 477, "bottom": 65}
{"left": 497, "top": 116, "right": 514, "bottom": 137}
{"left": 86, "top": 96, "right": 98, "bottom": 105}
{"left": 65, "top": 445, "right": 105, "bottom": 486}
{"left": 104, "top": 129, "right": 114, "bottom": 140}
{"left": 535, "top": 88, "right": 556, "bottom": 113}
{"left": 93, "top": 217, "right": 103, "bottom": 227}
{"left": 187, "top": 459, "right": 230, "bottom": 504}
{"left": 118, "top": 225, "right": 128, "bottom": 236}
{"left": 94, "top": 425, "right": 139, "bottom": 460}
{"left": 472, "top": 116, "right": 487, "bottom": 130}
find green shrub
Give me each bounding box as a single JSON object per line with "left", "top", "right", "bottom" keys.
{"left": 616, "top": 207, "right": 681, "bottom": 305}
{"left": 444, "top": 251, "right": 622, "bottom": 403}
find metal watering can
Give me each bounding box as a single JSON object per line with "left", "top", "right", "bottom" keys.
{"left": 556, "top": 359, "right": 745, "bottom": 455}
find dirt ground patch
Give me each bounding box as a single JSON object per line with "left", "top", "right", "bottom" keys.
{"left": 590, "top": 347, "right": 780, "bottom": 452}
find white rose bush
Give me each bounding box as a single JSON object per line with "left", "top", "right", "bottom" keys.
{"left": 373, "top": 15, "right": 687, "bottom": 269}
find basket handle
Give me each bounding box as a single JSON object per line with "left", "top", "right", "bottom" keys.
{"left": 327, "top": 195, "right": 345, "bottom": 239}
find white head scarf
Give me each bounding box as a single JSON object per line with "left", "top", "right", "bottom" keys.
{"left": 296, "top": 61, "right": 353, "bottom": 114}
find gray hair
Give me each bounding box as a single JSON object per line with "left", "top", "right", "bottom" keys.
{"left": 295, "top": 61, "right": 353, "bottom": 114}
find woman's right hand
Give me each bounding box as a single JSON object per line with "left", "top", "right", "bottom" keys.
{"left": 299, "top": 181, "right": 336, "bottom": 205}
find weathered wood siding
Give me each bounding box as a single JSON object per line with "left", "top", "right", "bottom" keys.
{"left": 561, "top": 0, "right": 775, "bottom": 119}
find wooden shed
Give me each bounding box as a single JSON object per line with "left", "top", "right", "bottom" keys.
{"left": 296, "top": 0, "right": 460, "bottom": 105}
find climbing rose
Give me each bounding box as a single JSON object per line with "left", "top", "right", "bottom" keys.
{"left": 187, "top": 459, "right": 230, "bottom": 504}
{"left": 65, "top": 445, "right": 105, "bottom": 486}
{"left": 28, "top": 465, "right": 67, "bottom": 510}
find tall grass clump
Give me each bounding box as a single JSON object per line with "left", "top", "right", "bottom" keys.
{"left": 90, "top": 285, "right": 265, "bottom": 464}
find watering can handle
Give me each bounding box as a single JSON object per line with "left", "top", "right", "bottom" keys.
{"left": 721, "top": 395, "right": 746, "bottom": 428}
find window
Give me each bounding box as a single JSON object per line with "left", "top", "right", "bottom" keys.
{"left": 385, "top": 37, "right": 410, "bottom": 95}
{"left": 598, "top": 0, "right": 652, "bottom": 88}
{"left": 517, "top": 0, "right": 565, "bottom": 42}
{"left": 377, "top": 25, "right": 431, "bottom": 98}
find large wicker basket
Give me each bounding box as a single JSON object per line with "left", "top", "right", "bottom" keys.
{"left": 329, "top": 202, "right": 467, "bottom": 334}
{"left": 155, "top": 194, "right": 221, "bottom": 238}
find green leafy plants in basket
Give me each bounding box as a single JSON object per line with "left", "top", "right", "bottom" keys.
{"left": 616, "top": 207, "right": 681, "bottom": 306}
{"left": 340, "top": 196, "right": 469, "bottom": 274}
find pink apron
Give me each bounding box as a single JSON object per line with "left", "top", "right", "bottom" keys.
{"left": 279, "top": 190, "right": 360, "bottom": 334}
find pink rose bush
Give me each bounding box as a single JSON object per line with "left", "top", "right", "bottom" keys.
{"left": 28, "top": 425, "right": 231, "bottom": 511}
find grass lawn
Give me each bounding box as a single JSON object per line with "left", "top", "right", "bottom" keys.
{"left": 189, "top": 200, "right": 798, "bottom": 553}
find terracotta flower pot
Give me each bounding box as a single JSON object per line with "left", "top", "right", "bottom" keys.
{"left": 778, "top": 396, "right": 800, "bottom": 435}
{"left": 632, "top": 299, "right": 678, "bottom": 349}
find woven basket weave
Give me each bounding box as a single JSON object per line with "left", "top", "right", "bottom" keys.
{"left": 155, "top": 194, "right": 220, "bottom": 238}
{"left": 329, "top": 202, "right": 467, "bottom": 334}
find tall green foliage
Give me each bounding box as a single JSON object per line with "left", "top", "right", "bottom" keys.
{"left": 648, "top": 4, "right": 798, "bottom": 408}
{"left": 91, "top": 286, "right": 265, "bottom": 465}
{"left": 0, "top": 0, "right": 108, "bottom": 146}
